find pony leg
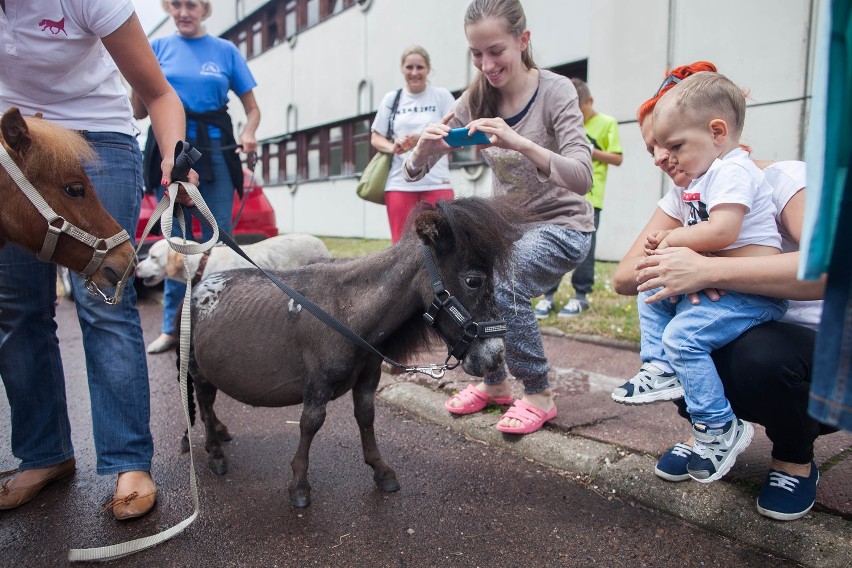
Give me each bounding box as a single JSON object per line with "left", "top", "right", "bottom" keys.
{"left": 353, "top": 366, "right": 400, "bottom": 493}
{"left": 193, "top": 373, "right": 229, "bottom": 475}
{"left": 289, "top": 388, "right": 330, "bottom": 508}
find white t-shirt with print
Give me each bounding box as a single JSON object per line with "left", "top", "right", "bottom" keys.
{"left": 372, "top": 86, "right": 455, "bottom": 192}
{"left": 0, "top": 0, "right": 135, "bottom": 134}
{"left": 658, "top": 147, "right": 781, "bottom": 251}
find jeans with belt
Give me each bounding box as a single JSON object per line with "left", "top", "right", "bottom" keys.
{"left": 0, "top": 131, "right": 153, "bottom": 475}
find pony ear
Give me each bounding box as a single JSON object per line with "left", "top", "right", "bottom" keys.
{"left": 413, "top": 209, "right": 443, "bottom": 246}
{"left": 0, "top": 107, "right": 33, "bottom": 157}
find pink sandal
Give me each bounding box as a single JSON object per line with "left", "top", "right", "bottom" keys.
{"left": 495, "top": 399, "right": 557, "bottom": 434}
{"left": 444, "top": 385, "right": 514, "bottom": 415}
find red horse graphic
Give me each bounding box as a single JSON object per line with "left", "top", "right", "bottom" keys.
{"left": 39, "top": 17, "right": 67, "bottom": 35}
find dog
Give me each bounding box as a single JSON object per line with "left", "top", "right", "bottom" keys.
{"left": 135, "top": 234, "right": 331, "bottom": 286}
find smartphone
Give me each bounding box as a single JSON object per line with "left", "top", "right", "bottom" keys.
{"left": 444, "top": 127, "right": 491, "bottom": 148}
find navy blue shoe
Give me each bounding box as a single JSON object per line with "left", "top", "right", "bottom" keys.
{"left": 756, "top": 461, "right": 819, "bottom": 521}
{"left": 654, "top": 442, "right": 693, "bottom": 482}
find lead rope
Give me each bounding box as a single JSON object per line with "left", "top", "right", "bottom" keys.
{"left": 68, "top": 176, "right": 217, "bottom": 562}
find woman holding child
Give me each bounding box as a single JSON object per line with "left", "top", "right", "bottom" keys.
{"left": 405, "top": 0, "right": 594, "bottom": 434}
{"left": 614, "top": 61, "right": 834, "bottom": 521}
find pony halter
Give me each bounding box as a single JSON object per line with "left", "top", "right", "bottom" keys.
{"left": 420, "top": 244, "right": 508, "bottom": 368}
{"left": 0, "top": 144, "right": 134, "bottom": 304}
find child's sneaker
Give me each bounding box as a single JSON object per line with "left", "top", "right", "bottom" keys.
{"left": 557, "top": 296, "right": 588, "bottom": 317}
{"left": 756, "top": 461, "right": 819, "bottom": 521}
{"left": 610, "top": 363, "right": 684, "bottom": 404}
{"left": 533, "top": 298, "right": 554, "bottom": 319}
{"left": 654, "top": 442, "right": 693, "bottom": 482}
{"left": 687, "top": 419, "right": 754, "bottom": 483}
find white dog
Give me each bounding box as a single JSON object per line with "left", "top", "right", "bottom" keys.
{"left": 135, "top": 234, "right": 331, "bottom": 286}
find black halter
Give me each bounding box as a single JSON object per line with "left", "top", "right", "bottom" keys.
{"left": 420, "top": 244, "right": 508, "bottom": 364}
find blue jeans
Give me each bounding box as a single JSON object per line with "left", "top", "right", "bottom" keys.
{"left": 0, "top": 131, "right": 152, "bottom": 475}
{"left": 639, "top": 288, "right": 787, "bottom": 425}
{"left": 156, "top": 138, "right": 235, "bottom": 335}
{"left": 570, "top": 207, "right": 600, "bottom": 297}
{"left": 484, "top": 224, "right": 591, "bottom": 394}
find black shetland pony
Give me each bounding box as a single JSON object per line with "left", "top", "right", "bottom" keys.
{"left": 186, "top": 196, "right": 525, "bottom": 508}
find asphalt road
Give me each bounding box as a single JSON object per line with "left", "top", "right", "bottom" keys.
{"left": 0, "top": 289, "right": 797, "bottom": 567}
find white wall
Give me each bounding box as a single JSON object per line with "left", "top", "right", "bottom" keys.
{"left": 149, "top": 0, "right": 821, "bottom": 255}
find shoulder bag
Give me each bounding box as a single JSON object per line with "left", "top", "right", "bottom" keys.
{"left": 356, "top": 89, "right": 402, "bottom": 204}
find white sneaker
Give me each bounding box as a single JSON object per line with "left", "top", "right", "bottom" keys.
{"left": 557, "top": 297, "right": 589, "bottom": 317}
{"left": 533, "top": 298, "right": 554, "bottom": 319}
{"left": 611, "top": 362, "right": 684, "bottom": 404}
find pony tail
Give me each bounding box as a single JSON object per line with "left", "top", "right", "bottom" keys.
{"left": 636, "top": 60, "right": 719, "bottom": 124}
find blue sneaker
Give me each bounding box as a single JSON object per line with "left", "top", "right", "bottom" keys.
{"left": 756, "top": 461, "right": 819, "bottom": 521}
{"left": 611, "top": 363, "right": 684, "bottom": 405}
{"left": 533, "top": 298, "right": 554, "bottom": 319}
{"left": 687, "top": 419, "right": 754, "bottom": 483}
{"left": 654, "top": 442, "right": 693, "bottom": 482}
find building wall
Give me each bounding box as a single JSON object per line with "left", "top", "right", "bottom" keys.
{"left": 148, "top": 0, "right": 820, "bottom": 259}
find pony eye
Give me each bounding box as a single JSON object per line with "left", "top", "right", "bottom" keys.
{"left": 464, "top": 275, "right": 484, "bottom": 288}
{"left": 65, "top": 184, "right": 85, "bottom": 197}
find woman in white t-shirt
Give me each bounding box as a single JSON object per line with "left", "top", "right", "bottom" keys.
{"left": 370, "top": 45, "right": 455, "bottom": 243}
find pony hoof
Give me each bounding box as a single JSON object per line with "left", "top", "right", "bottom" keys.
{"left": 290, "top": 490, "right": 311, "bottom": 508}
{"left": 374, "top": 472, "right": 400, "bottom": 493}
{"left": 208, "top": 458, "right": 228, "bottom": 476}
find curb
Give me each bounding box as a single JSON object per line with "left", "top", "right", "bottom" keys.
{"left": 377, "top": 378, "right": 852, "bottom": 568}
{"left": 540, "top": 326, "right": 641, "bottom": 352}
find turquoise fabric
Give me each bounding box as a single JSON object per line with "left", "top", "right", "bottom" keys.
{"left": 801, "top": 0, "right": 852, "bottom": 279}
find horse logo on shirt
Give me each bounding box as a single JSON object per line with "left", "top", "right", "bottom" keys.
{"left": 39, "top": 17, "right": 68, "bottom": 35}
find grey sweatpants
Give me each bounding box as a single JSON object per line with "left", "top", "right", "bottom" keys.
{"left": 484, "top": 224, "right": 591, "bottom": 394}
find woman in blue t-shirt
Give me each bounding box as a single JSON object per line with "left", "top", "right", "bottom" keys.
{"left": 134, "top": 0, "right": 261, "bottom": 354}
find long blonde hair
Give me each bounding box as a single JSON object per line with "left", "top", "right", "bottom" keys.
{"left": 464, "top": 0, "right": 536, "bottom": 120}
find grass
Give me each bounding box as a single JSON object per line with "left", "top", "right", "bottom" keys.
{"left": 318, "top": 236, "right": 642, "bottom": 346}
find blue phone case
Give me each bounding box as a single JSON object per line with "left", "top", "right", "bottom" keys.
{"left": 444, "top": 128, "right": 491, "bottom": 148}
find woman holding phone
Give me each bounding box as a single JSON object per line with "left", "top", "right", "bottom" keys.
{"left": 405, "top": 0, "right": 593, "bottom": 435}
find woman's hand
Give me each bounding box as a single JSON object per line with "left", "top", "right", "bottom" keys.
{"left": 160, "top": 160, "right": 199, "bottom": 206}
{"left": 238, "top": 131, "right": 258, "bottom": 155}
{"left": 409, "top": 112, "right": 454, "bottom": 169}
{"left": 393, "top": 134, "right": 419, "bottom": 154}
{"left": 465, "top": 117, "right": 526, "bottom": 151}
{"left": 636, "top": 247, "right": 724, "bottom": 303}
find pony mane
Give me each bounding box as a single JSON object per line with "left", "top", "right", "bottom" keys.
{"left": 9, "top": 116, "right": 96, "bottom": 173}
{"left": 409, "top": 195, "right": 526, "bottom": 277}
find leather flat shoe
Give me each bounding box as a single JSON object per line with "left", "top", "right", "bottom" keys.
{"left": 104, "top": 471, "right": 157, "bottom": 521}
{"left": 146, "top": 334, "right": 177, "bottom": 354}
{"left": 0, "top": 458, "right": 76, "bottom": 510}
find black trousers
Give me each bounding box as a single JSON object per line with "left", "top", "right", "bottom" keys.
{"left": 674, "top": 320, "right": 835, "bottom": 464}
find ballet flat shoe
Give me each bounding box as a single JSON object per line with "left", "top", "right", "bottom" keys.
{"left": 104, "top": 471, "right": 157, "bottom": 521}
{"left": 0, "top": 458, "right": 76, "bottom": 510}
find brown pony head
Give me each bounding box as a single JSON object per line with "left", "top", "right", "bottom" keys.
{"left": 0, "top": 107, "right": 136, "bottom": 291}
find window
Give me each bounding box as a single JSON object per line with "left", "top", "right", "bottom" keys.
{"left": 265, "top": 143, "right": 280, "bottom": 185}
{"left": 328, "top": 126, "right": 343, "bottom": 176}
{"left": 251, "top": 21, "right": 263, "bottom": 58}
{"left": 307, "top": 132, "right": 321, "bottom": 179}
{"left": 306, "top": 0, "right": 320, "bottom": 27}
{"left": 237, "top": 29, "right": 248, "bottom": 59}
{"left": 285, "top": 1, "right": 298, "bottom": 39}
{"left": 353, "top": 119, "right": 371, "bottom": 172}
{"left": 284, "top": 140, "right": 298, "bottom": 182}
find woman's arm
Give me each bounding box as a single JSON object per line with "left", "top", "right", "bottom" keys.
{"left": 613, "top": 207, "right": 681, "bottom": 295}
{"left": 633, "top": 191, "right": 826, "bottom": 301}
{"left": 102, "top": 13, "right": 185, "bottom": 185}
{"left": 370, "top": 131, "right": 396, "bottom": 154}
{"left": 237, "top": 90, "right": 260, "bottom": 154}
{"left": 405, "top": 112, "right": 458, "bottom": 180}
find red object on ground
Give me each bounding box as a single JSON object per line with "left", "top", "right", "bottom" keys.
{"left": 135, "top": 168, "right": 278, "bottom": 257}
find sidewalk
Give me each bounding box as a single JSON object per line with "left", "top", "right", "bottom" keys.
{"left": 376, "top": 329, "right": 852, "bottom": 568}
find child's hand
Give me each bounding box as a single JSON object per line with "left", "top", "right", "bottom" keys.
{"left": 644, "top": 230, "right": 670, "bottom": 255}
